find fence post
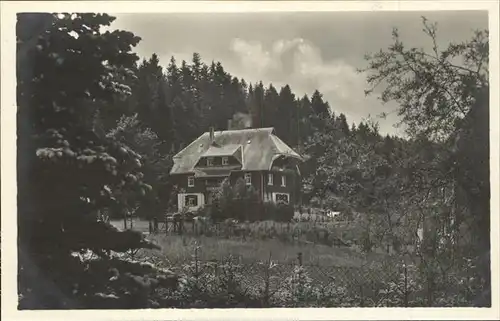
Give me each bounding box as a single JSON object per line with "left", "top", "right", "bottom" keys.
{"left": 426, "top": 273, "right": 434, "bottom": 307}
{"left": 165, "top": 215, "right": 168, "bottom": 235}
{"left": 297, "top": 252, "right": 303, "bottom": 266}
{"left": 149, "top": 220, "right": 153, "bottom": 234}
{"left": 193, "top": 242, "right": 200, "bottom": 297}
{"left": 194, "top": 243, "right": 199, "bottom": 280}
{"left": 404, "top": 263, "right": 409, "bottom": 307}
{"left": 360, "top": 285, "right": 364, "bottom": 307}
{"left": 263, "top": 251, "right": 272, "bottom": 307}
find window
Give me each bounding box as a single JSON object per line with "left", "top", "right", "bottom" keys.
{"left": 185, "top": 195, "right": 198, "bottom": 207}
{"left": 268, "top": 173, "right": 274, "bottom": 185}
{"left": 281, "top": 175, "right": 286, "bottom": 187}
{"left": 275, "top": 193, "right": 289, "bottom": 204}
{"left": 188, "top": 176, "right": 195, "bottom": 187}
{"left": 222, "top": 156, "right": 229, "bottom": 166}
{"left": 244, "top": 173, "right": 252, "bottom": 186}
{"left": 207, "top": 157, "right": 214, "bottom": 167}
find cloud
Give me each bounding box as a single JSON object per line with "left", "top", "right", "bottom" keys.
{"left": 292, "top": 41, "right": 364, "bottom": 100}
{"left": 230, "top": 39, "right": 275, "bottom": 76}
{"left": 109, "top": 11, "right": 486, "bottom": 136}
{"left": 228, "top": 37, "right": 401, "bottom": 134}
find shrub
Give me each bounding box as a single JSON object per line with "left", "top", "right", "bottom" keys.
{"left": 274, "top": 265, "right": 315, "bottom": 307}
{"left": 208, "top": 178, "right": 260, "bottom": 222}
{"left": 165, "top": 246, "right": 261, "bottom": 308}
{"left": 275, "top": 202, "right": 294, "bottom": 222}
{"left": 111, "top": 244, "right": 487, "bottom": 308}
{"left": 261, "top": 201, "right": 294, "bottom": 222}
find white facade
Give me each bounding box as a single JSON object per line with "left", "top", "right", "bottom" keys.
{"left": 177, "top": 193, "right": 205, "bottom": 212}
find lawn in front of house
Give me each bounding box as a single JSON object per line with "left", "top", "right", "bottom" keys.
{"left": 139, "top": 233, "right": 389, "bottom": 267}
{"left": 110, "top": 218, "right": 394, "bottom": 268}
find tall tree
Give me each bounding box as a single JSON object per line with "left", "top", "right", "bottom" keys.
{"left": 297, "top": 94, "right": 314, "bottom": 148}
{"left": 17, "top": 13, "right": 175, "bottom": 309}
{"left": 277, "top": 85, "right": 297, "bottom": 146}
{"left": 361, "top": 17, "right": 490, "bottom": 305}
{"left": 107, "top": 113, "right": 174, "bottom": 218}
{"left": 248, "top": 82, "right": 265, "bottom": 128}
{"left": 130, "top": 54, "right": 174, "bottom": 150}
{"left": 165, "top": 56, "right": 183, "bottom": 150}
{"left": 263, "top": 84, "right": 279, "bottom": 128}
{"left": 335, "top": 113, "right": 350, "bottom": 136}
{"left": 361, "top": 18, "right": 488, "bottom": 141}
{"left": 310, "top": 90, "right": 330, "bottom": 119}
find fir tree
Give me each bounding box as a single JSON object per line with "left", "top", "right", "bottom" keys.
{"left": 17, "top": 13, "right": 176, "bottom": 309}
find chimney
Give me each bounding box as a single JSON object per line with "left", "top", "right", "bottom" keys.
{"left": 209, "top": 127, "right": 215, "bottom": 143}
{"left": 242, "top": 114, "right": 252, "bottom": 129}
{"left": 228, "top": 119, "right": 232, "bottom": 130}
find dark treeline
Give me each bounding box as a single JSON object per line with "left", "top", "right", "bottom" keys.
{"left": 100, "top": 50, "right": 396, "bottom": 211}
{"left": 104, "top": 51, "right": 342, "bottom": 153}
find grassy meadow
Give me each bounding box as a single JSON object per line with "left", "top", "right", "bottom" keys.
{"left": 110, "top": 219, "right": 390, "bottom": 268}
{"left": 110, "top": 218, "right": 416, "bottom": 306}
{"left": 143, "top": 234, "right": 389, "bottom": 267}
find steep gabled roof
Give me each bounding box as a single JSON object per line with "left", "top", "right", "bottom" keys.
{"left": 170, "top": 127, "right": 303, "bottom": 175}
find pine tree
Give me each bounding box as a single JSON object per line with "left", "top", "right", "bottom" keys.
{"left": 263, "top": 84, "right": 279, "bottom": 128}
{"left": 297, "top": 94, "right": 314, "bottom": 147}
{"left": 17, "top": 13, "right": 176, "bottom": 309}
{"left": 165, "top": 56, "right": 182, "bottom": 150}
{"left": 335, "top": 113, "right": 350, "bottom": 136}
{"left": 248, "top": 82, "right": 265, "bottom": 128}
{"left": 310, "top": 90, "right": 330, "bottom": 119}
{"left": 277, "top": 85, "right": 296, "bottom": 145}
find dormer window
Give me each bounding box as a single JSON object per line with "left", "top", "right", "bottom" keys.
{"left": 188, "top": 176, "right": 195, "bottom": 187}
{"left": 207, "top": 157, "right": 214, "bottom": 167}
{"left": 281, "top": 175, "right": 286, "bottom": 187}
{"left": 222, "top": 156, "right": 229, "bottom": 166}
{"left": 244, "top": 173, "right": 252, "bottom": 186}
{"left": 268, "top": 173, "right": 274, "bottom": 186}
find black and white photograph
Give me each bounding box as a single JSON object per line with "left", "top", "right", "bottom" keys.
{"left": 1, "top": 0, "right": 499, "bottom": 318}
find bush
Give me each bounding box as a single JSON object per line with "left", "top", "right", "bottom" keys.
{"left": 207, "top": 178, "right": 258, "bottom": 222}
{"left": 275, "top": 202, "right": 294, "bottom": 222}
{"left": 103, "top": 246, "right": 488, "bottom": 308}
{"left": 203, "top": 177, "right": 295, "bottom": 223}
{"left": 262, "top": 201, "right": 294, "bottom": 222}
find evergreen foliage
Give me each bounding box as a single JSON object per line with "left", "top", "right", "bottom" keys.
{"left": 17, "top": 13, "right": 176, "bottom": 309}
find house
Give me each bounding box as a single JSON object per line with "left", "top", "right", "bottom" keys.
{"left": 169, "top": 126, "right": 304, "bottom": 212}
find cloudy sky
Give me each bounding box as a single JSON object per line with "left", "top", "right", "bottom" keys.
{"left": 109, "top": 11, "right": 487, "bottom": 135}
